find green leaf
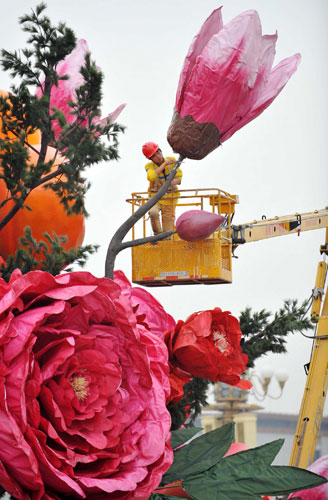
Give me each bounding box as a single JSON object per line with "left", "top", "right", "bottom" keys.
{"left": 170, "top": 427, "right": 202, "bottom": 450}
{"left": 206, "top": 439, "right": 284, "bottom": 479}
{"left": 162, "top": 423, "right": 234, "bottom": 484}
{"left": 183, "top": 460, "right": 327, "bottom": 500}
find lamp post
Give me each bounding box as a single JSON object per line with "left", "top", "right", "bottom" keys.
{"left": 214, "top": 365, "right": 288, "bottom": 424}
{"left": 249, "top": 365, "right": 289, "bottom": 401}
{"left": 214, "top": 383, "right": 260, "bottom": 425}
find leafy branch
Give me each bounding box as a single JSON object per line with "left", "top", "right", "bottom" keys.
{"left": 0, "top": 226, "right": 98, "bottom": 281}
{"left": 240, "top": 299, "right": 313, "bottom": 368}
{"left": 0, "top": 2, "right": 124, "bottom": 232}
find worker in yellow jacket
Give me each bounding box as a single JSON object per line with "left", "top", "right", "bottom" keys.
{"left": 142, "top": 142, "right": 183, "bottom": 237}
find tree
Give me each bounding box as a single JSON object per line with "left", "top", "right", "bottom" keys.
{"left": 0, "top": 2, "right": 124, "bottom": 280}
{"left": 240, "top": 298, "right": 313, "bottom": 368}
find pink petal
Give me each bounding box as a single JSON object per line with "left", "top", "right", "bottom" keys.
{"left": 35, "top": 40, "right": 126, "bottom": 139}
{"left": 0, "top": 459, "right": 30, "bottom": 500}
{"left": 0, "top": 403, "right": 43, "bottom": 493}
{"left": 180, "top": 10, "right": 263, "bottom": 131}
{"left": 95, "top": 103, "right": 127, "bottom": 127}
{"left": 57, "top": 39, "right": 89, "bottom": 94}
{"left": 289, "top": 455, "right": 328, "bottom": 499}
{"left": 114, "top": 270, "right": 176, "bottom": 339}
{"left": 221, "top": 52, "right": 301, "bottom": 142}
{"left": 224, "top": 442, "right": 248, "bottom": 457}
{"left": 176, "top": 7, "right": 223, "bottom": 111}
{"left": 25, "top": 426, "right": 86, "bottom": 498}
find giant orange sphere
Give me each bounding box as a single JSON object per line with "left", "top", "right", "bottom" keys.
{"left": 0, "top": 145, "right": 85, "bottom": 260}
{"left": 0, "top": 89, "right": 41, "bottom": 144}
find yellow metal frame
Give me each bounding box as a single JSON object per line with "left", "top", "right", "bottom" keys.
{"left": 126, "top": 188, "right": 238, "bottom": 286}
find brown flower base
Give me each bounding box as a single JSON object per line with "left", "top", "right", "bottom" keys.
{"left": 167, "top": 110, "right": 221, "bottom": 160}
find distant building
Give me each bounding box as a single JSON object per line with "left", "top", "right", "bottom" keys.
{"left": 257, "top": 412, "right": 328, "bottom": 465}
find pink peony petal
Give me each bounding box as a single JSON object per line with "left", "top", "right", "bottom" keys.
{"left": 114, "top": 270, "right": 176, "bottom": 339}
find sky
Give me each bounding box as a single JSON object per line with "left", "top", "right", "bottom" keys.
{"left": 1, "top": 0, "right": 327, "bottom": 420}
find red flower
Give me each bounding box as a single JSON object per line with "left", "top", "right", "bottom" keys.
{"left": 165, "top": 308, "right": 252, "bottom": 389}
{"left": 0, "top": 270, "right": 172, "bottom": 500}
{"left": 167, "top": 367, "right": 192, "bottom": 406}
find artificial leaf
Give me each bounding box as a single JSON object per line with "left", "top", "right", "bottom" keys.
{"left": 170, "top": 427, "right": 202, "bottom": 450}
{"left": 207, "top": 439, "right": 284, "bottom": 479}
{"left": 183, "top": 461, "right": 327, "bottom": 500}
{"left": 162, "top": 423, "right": 234, "bottom": 484}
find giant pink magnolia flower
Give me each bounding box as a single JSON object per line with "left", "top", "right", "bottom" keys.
{"left": 167, "top": 7, "right": 301, "bottom": 159}
{"left": 0, "top": 269, "right": 172, "bottom": 500}
{"left": 36, "top": 39, "right": 126, "bottom": 139}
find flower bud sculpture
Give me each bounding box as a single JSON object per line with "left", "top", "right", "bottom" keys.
{"left": 36, "top": 39, "right": 126, "bottom": 139}
{"left": 167, "top": 8, "right": 301, "bottom": 159}
{"left": 176, "top": 210, "right": 225, "bottom": 241}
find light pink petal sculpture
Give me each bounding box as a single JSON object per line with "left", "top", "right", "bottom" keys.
{"left": 36, "top": 39, "right": 126, "bottom": 139}
{"left": 289, "top": 455, "right": 328, "bottom": 499}
{"left": 168, "top": 8, "right": 301, "bottom": 159}
{"left": 176, "top": 210, "right": 224, "bottom": 241}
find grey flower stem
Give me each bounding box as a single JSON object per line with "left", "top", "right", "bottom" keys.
{"left": 105, "top": 155, "right": 185, "bottom": 279}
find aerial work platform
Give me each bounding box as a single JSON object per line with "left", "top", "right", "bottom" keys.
{"left": 127, "top": 188, "right": 238, "bottom": 286}
{"left": 127, "top": 187, "right": 328, "bottom": 287}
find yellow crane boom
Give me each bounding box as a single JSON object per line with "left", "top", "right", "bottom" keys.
{"left": 231, "top": 208, "right": 328, "bottom": 246}
{"left": 232, "top": 212, "right": 328, "bottom": 469}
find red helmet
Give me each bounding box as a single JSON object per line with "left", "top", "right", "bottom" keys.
{"left": 142, "top": 141, "right": 159, "bottom": 159}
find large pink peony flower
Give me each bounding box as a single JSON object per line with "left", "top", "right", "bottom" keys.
{"left": 36, "top": 39, "right": 126, "bottom": 139}
{"left": 167, "top": 7, "right": 301, "bottom": 159}
{"left": 0, "top": 269, "right": 172, "bottom": 500}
